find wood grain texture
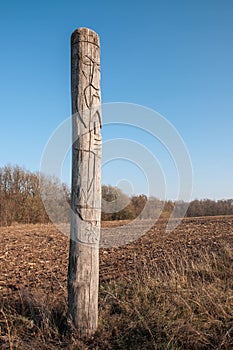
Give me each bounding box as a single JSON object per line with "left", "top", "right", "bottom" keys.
{"left": 68, "top": 27, "right": 102, "bottom": 337}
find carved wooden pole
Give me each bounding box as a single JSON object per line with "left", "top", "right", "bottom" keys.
{"left": 68, "top": 28, "right": 102, "bottom": 337}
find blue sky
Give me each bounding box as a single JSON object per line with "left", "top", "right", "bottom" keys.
{"left": 0, "top": 0, "right": 232, "bottom": 200}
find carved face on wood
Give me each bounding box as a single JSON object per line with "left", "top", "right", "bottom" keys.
{"left": 71, "top": 28, "right": 102, "bottom": 244}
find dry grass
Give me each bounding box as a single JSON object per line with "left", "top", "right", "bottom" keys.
{"left": 0, "top": 218, "right": 233, "bottom": 349}
{"left": 96, "top": 244, "right": 233, "bottom": 350}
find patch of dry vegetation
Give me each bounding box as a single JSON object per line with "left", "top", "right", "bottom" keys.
{"left": 1, "top": 236, "right": 232, "bottom": 349}
{"left": 98, "top": 244, "right": 233, "bottom": 349}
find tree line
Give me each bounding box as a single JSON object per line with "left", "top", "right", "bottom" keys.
{"left": 0, "top": 165, "right": 232, "bottom": 226}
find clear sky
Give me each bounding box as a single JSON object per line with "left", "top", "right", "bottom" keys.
{"left": 0, "top": 0, "right": 232, "bottom": 200}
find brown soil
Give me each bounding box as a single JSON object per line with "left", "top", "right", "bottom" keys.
{"left": 1, "top": 216, "right": 233, "bottom": 297}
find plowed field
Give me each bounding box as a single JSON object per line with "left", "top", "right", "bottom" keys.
{"left": 1, "top": 216, "right": 233, "bottom": 297}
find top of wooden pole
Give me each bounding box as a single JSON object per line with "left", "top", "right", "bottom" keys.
{"left": 71, "top": 27, "right": 100, "bottom": 47}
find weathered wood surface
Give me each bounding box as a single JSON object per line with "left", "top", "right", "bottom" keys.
{"left": 68, "top": 27, "right": 102, "bottom": 337}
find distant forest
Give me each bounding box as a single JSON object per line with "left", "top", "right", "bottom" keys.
{"left": 0, "top": 165, "right": 232, "bottom": 226}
